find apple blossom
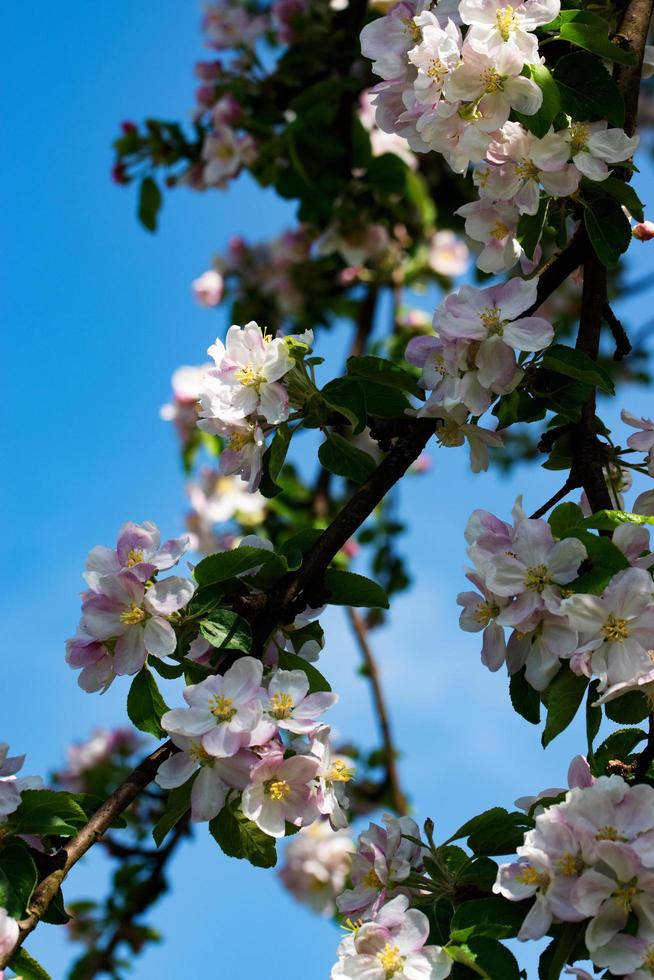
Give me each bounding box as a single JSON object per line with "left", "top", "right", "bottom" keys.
{"left": 444, "top": 45, "right": 543, "bottom": 126}
{"left": 427, "top": 404, "right": 504, "bottom": 472}
{"left": 160, "top": 364, "right": 209, "bottom": 444}
{"left": 265, "top": 669, "right": 338, "bottom": 734}
{"left": 562, "top": 567, "right": 654, "bottom": 690}
{"left": 407, "top": 16, "right": 461, "bottom": 106}
{"left": 310, "top": 725, "right": 354, "bottom": 830}
{"left": 81, "top": 572, "right": 196, "bottom": 676}
{"left": 458, "top": 570, "right": 510, "bottom": 669}
{"left": 0, "top": 743, "right": 42, "bottom": 819}
{"left": 65, "top": 627, "right": 116, "bottom": 693}
{"left": 460, "top": 0, "right": 561, "bottom": 67}
{"left": 427, "top": 229, "right": 469, "bottom": 276}
{"left": 279, "top": 822, "right": 355, "bottom": 916}
{"left": 161, "top": 657, "right": 270, "bottom": 758}
{"left": 537, "top": 121, "right": 639, "bottom": 181}
{"left": 455, "top": 198, "right": 522, "bottom": 272}
{"left": 576, "top": 842, "right": 654, "bottom": 952}
{"left": 241, "top": 750, "right": 320, "bottom": 837}
{"left": 0, "top": 910, "right": 18, "bottom": 963}
{"left": 156, "top": 734, "right": 256, "bottom": 822}
{"left": 186, "top": 469, "right": 266, "bottom": 531}
{"left": 84, "top": 520, "right": 189, "bottom": 589}
{"left": 622, "top": 409, "right": 654, "bottom": 475}
{"left": 359, "top": 0, "right": 433, "bottom": 82}
{"left": 331, "top": 895, "right": 452, "bottom": 980}
{"left": 506, "top": 612, "right": 579, "bottom": 689}
{"left": 203, "top": 2, "right": 268, "bottom": 51}
{"left": 192, "top": 269, "right": 224, "bottom": 307}
{"left": 201, "top": 128, "right": 257, "bottom": 188}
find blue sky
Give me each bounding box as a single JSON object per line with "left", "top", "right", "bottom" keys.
{"left": 3, "top": 3, "right": 654, "bottom": 977}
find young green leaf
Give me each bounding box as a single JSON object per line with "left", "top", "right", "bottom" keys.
{"left": 200, "top": 609, "right": 252, "bottom": 652}
{"left": 553, "top": 52, "right": 625, "bottom": 126}
{"left": 209, "top": 802, "right": 277, "bottom": 868}
{"left": 514, "top": 63, "right": 561, "bottom": 138}
{"left": 127, "top": 667, "right": 169, "bottom": 739}
{"left": 152, "top": 773, "right": 196, "bottom": 847}
{"left": 194, "top": 546, "right": 287, "bottom": 587}
{"left": 556, "top": 11, "right": 637, "bottom": 65}
{"left": 0, "top": 844, "right": 37, "bottom": 919}
{"left": 321, "top": 377, "right": 368, "bottom": 434}
{"left": 323, "top": 569, "right": 389, "bottom": 609}
{"left": 278, "top": 649, "right": 331, "bottom": 693}
{"left": 8, "top": 948, "right": 52, "bottom": 980}
{"left": 541, "top": 344, "right": 615, "bottom": 394}
{"left": 583, "top": 196, "right": 632, "bottom": 268}
{"left": 137, "top": 176, "right": 162, "bottom": 232}
{"left": 318, "top": 433, "right": 376, "bottom": 483}
{"left": 541, "top": 667, "right": 588, "bottom": 747}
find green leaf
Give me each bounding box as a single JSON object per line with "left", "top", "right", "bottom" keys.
{"left": 149, "top": 657, "right": 184, "bottom": 680}
{"left": 466, "top": 937, "right": 521, "bottom": 980}
{"left": 605, "top": 690, "right": 650, "bottom": 724}
{"left": 9, "top": 948, "right": 52, "bottom": 980}
{"left": 492, "top": 389, "right": 546, "bottom": 428}
{"left": 321, "top": 377, "right": 368, "bottom": 434}
{"left": 594, "top": 727, "right": 646, "bottom": 773}
{"left": 450, "top": 897, "right": 528, "bottom": 941}
{"left": 540, "top": 922, "right": 586, "bottom": 980}
{"left": 137, "top": 176, "right": 162, "bottom": 232}
{"left": 584, "top": 509, "right": 654, "bottom": 531}
{"left": 583, "top": 176, "right": 644, "bottom": 223}
{"left": 41, "top": 887, "right": 70, "bottom": 925}
{"left": 509, "top": 667, "right": 541, "bottom": 725}
{"left": 278, "top": 649, "right": 331, "bottom": 693}
{"left": 152, "top": 773, "right": 195, "bottom": 847}
{"left": 127, "top": 667, "right": 169, "bottom": 739}
{"left": 557, "top": 11, "right": 637, "bottom": 65}
{"left": 565, "top": 530, "right": 629, "bottom": 594}
{"left": 448, "top": 807, "right": 533, "bottom": 856}
{"left": 542, "top": 667, "right": 588, "bottom": 747}
{"left": 209, "top": 802, "right": 277, "bottom": 868}
{"left": 541, "top": 344, "right": 615, "bottom": 394}
{"left": 405, "top": 169, "right": 436, "bottom": 226}
{"left": 456, "top": 856, "right": 500, "bottom": 892}
{"left": 548, "top": 502, "right": 584, "bottom": 539}
{"left": 553, "top": 52, "right": 625, "bottom": 126}
{"left": 200, "top": 610, "right": 252, "bottom": 652}
{"left": 323, "top": 569, "right": 389, "bottom": 609}
{"left": 517, "top": 197, "right": 549, "bottom": 261}
{"left": 0, "top": 844, "right": 37, "bottom": 918}
{"left": 9, "top": 790, "right": 88, "bottom": 837}
{"left": 194, "top": 546, "right": 286, "bottom": 587}
{"left": 318, "top": 433, "right": 376, "bottom": 483}
{"left": 515, "top": 62, "right": 561, "bottom": 138}
{"left": 347, "top": 354, "right": 424, "bottom": 399}
{"left": 584, "top": 195, "right": 632, "bottom": 268}
{"left": 259, "top": 423, "right": 292, "bottom": 497}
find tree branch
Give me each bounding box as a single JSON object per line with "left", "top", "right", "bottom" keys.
{"left": 346, "top": 607, "right": 408, "bottom": 815}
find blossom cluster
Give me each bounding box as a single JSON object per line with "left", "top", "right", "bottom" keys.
{"left": 65, "top": 521, "right": 196, "bottom": 692}
{"left": 332, "top": 895, "right": 452, "bottom": 980}
{"left": 362, "top": 0, "right": 639, "bottom": 272}
{"left": 0, "top": 742, "right": 42, "bottom": 823}
{"left": 458, "top": 498, "right": 654, "bottom": 694}
{"left": 406, "top": 276, "right": 553, "bottom": 471}
{"left": 157, "top": 656, "right": 349, "bottom": 836}
{"left": 197, "top": 320, "right": 314, "bottom": 491}
{"left": 184, "top": 468, "right": 266, "bottom": 556}
{"left": 497, "top": 774, "right": 654, "bottom": 977}
{"left": 279, "top": 821, "right": 355, "bottom": 916}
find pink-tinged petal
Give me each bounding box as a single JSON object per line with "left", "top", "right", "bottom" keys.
{"left": 517, "top": 895, "right": 552, "bottom": 940}
{"left": 156, "top": 752, "right": 196, "bottom": 790}
{"left": 475, "top": 336, "right": 517, "bottom": 388}
{"left": 548, "top": 537, "right": 587, "bottom": 583}
{"left": 258, "top": 381, "right": 289, "bottom": 424}
{"left": 394, "top": 908, "right": 430, "bottom": 954}
{"left": 232, "top": 699, "right": 263, "bottom": 734}
{"left": 290, "top": 692, "right": 339, "bottom": 719}
{"left": 191, "top": 766, "right": 228, "bottom": 822}
{"left": 591, "top": 933, "right": 649, "bottom": 976}
{"left": 406, "top": 947, "right": 452, "bottom": 980}
{"left": 246, "top": 717, "right": 278, "bottom": 747}
{"left": 240, "top": 782, "right": 265, "bottom": 821}
{"left": 561, "top": 594, "right": 607, "bottom": 632}
{"left": 540, "top": 166, "right": 580, "bottom": 198}
{"left": 268, "top": 668, "right": 309, "bottom": 704}
{"left": 485, "top": 555, "right": 526, "bottom": 596}
{"left": 184, "top": 674, "right": 224, "bottom": 708}
{"left": 78, "top": 657, "right": 115, "bottom": 693}
{"left": 252, "top": 797, "right": 286, "bottom": 837}
{"left": 113, "top": 628, "right": 147, "bottom": 675}
{"left": 585, "top": 899, "right": 628, "bottom": 951}
{"left": 572, "top": 868, "right": 616, "bottom": 916}
{"left": 281, "top": 754, "right": 321, "bottom": 783}
{"left": 573, "top": 151, "right": 608, "bottom": 181}
{"left": 215, "top": 749, "right": 257, "bottom": 790}
{"left": 202, "top": 723, "right": 247, "bottom": 758}
{"left": 153, "top": 535, "right": 189, "bottom": 569}
{"left": 144, "top": 617, "right": 177, "bottom": 659}
{"left": 81, "top": 594, "right": 127, "bottom": 640}
{"left": 605, "top": 567, "right": 653, "bottom": 619}
{"left": 495, "top": 276, "right": 538, "bottom": 319}
{"left": 144, "top": 577, "right": 196, "bottom": 616}
{"left": 502, "top": 316, "right": 553, "bottom": 352}
{"left": 587, "top": 128, "right": 639, "bottom": 163}
{"left": 223, "top": 656, "right": 263, "bottom": 703}
{"left": 161, "top": 707, "right": 215, "bottom": 736}
{"left": 481, "top": 622, "right": 506, "bottom": 671}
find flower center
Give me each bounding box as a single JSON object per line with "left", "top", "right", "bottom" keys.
{"left": 557, "top": 852, "right": 584, "bottom": 877}
{"left": 642, "top": 948, "right": 654, "bottom": 974}
{"left": 189, "top": 743, "right": 214, "bottom": 767}
{"left": 402, "top": 16, "right": 422, "bottom": 42}
{"left": 229, "top": 430, "right": 254, "bottom": 452}
{"left": 362, "top": 868, "right": 383, "bottom": 889}
{"left": 613, "top": 879, "right": 639, "bottom": 912}
{"left": 437, "top": 424, "right": 464, "bottom": 448}
{"left": 270, "top": 692, "right": 294, "bottom": 719}
{"left": 602, "top": 615, "right": 630, "bottom": 642}
{"left": 481, "top": 67, "right": 504, "bottom": 93}
{"left": 119, "top": 603, "right": 146, "bottom": 625}
{"left": 517, "top": 865, "right": 549, "bottom": 889}
{"left": 265, "top": 778, "right": 291, "bottom": 801}
{"left": 514, "top": 157, "right": 540, "bottom": 180}
{"left": 377, "top": 944, "right": 405, "bottom": 977}
{"left": 235, "top": 364, "right": 266, "bottom": 388}
{"left": 596, "top": 824, "right": 627, "bottom": 842}
{"left": 524, "top": 564, "right": 551, "bottom": 593}
{"left": 427, "top": 58, "right": 447, "bottom": 80}
{"left": 569, "top": 122, "right": 591, "bottom": 155}
{"left": 480, "top": 305, "right": 503, "bottom": 331}
{"left": 474, "top": 600, "right": 500, "bottom": 626}
{"left": 216, "top": 143, "right": 235, "bottom": 160}
{"left": 490, "top": 220, "right": 510, "bottom": 240}
{"left": 495, "top": 5, "right": 518, "bottom": 39}
{"left": 209, "top": 694, "right": 237, "bottom": 722}
{"left": 126, "top": 548, "right": 145, "bottom": 566}
{"left": 328, "top": 759, "right": 355, "bottom": 783}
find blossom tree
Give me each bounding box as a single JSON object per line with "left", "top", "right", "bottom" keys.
{"left": 3, "top": 0, "right": 654, "bottom": 977}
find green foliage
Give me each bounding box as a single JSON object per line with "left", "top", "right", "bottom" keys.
{"left": 347, "top": 355, "right": 424, "bottom": 399}
{"left": 137, "top": 176, "right": 162, "bottom": 232}
{"left": 0, "top": 843, "right": 37, "bottom": 918}
{"left": 541, "top": 666, "right": 589, "bottom": 747}
{"left": 199, "top": 609, "right": 252, "bottom": 652}
{"left": 448, "top": 807, "right": 533, "bottom": 856}
{"left": 555, "top": 10, "right": 637, "bottom": 65}
{"left": 209, "top": 801, "right": 277, "bottom": 868}
{"left": 583, "top": 196, "right": 633, "bottom": 267}
{"left": 8, "top": 948, "right": 52, "bottom": 980}
{"left": 152, "top": 774, "right": 195, "bottom": 847}
{"left": 583, "top": 176, "right": 645, "bottom": 223}
{"left": 194, "top": 546, "right": 287, "bottom": 587}
{"left": 259, "top": 423, "right": 292, "bottom": 497}
{"left": 465, "top": 937, "right": 522, "bottom": 980}
{"left": 127, "top": 667, "right": 169, "bottom": 739}
{"left": 584, "top": 509, "right": 654, "bottom": 531}
{"left": 553, "top": 52, "right": 625, "bottom": 126}
{"left": 564, "top": 530, "right": 629, "bottom": 594}
{"left": 541, "top": 345, "right": 615, "bottom": 395}
{"left": 593, "top": 727, "right": 647, "bottom": 774}
{"left": 323, "top": 568, "right": 389, "bottom": 608}
{"left": 514, "top": 63, "right": 560, "bottom": 138}
{"left": 548, "top": 503, "right": 585, "bottom": 539}
{"left": 450, "top": 896, "right": 528, "bottom": 941}
{"left": 509, "top": 667, "right": 541, "bottom": 724}
{"left": 605, "top": 690, "right": 650, "bottom": 724}
{"left": 278, "top": 649, "right": 331, "bottom": 692}
{"left": 321, "top": 377, "right": 368, "bottom": 434}
{"left": 318, "top": 432, "right": 377, "bottom": 483}
{"left": 9, "top": 790, "right": 88, "bottom": 837}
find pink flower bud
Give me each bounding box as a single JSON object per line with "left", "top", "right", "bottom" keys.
{"left": 341, "top": 539, "right": 360, "bottom": 559}
{"left": 192, "top": 270, "right": 224, "bottom": 307}
{"left": 633, "top": 220, "right": 654, "bottom": 241}
{"left": 194, "top": 60, "right": 223, "bottom": 81}
{"left": 111, "top": 162, "right": 129, "bottom": 185}
{"left": 120, "top": 121, "right": 136, "bottom": 134}
{"left": 196, "top": 85, "right": 216, "bottom": 108}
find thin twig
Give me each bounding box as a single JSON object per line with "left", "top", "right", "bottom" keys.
{"left": 529, "top": 477, "right": 578, "bottom": 520}
{"left": 346, "top": 607, "right": 408, "bottom": 815}
{"left": 603, "top": 302, "right": 632, "bottom": 360}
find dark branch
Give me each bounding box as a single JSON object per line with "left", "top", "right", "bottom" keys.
{"left": 603, "top": 301, "right": 632, "bottom": 361}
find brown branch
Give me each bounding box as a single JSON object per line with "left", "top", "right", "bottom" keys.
{"left": 529, "top": 476, "right": 579, "bottom": 520}
{"left": 0, "top": 741, "right": 175, "bottom": 970}
{"left": 603, "top": 302, "right": 632, "bottom": 361}
{"left": 346, "top": 607, "right": 408, "bottom": 815}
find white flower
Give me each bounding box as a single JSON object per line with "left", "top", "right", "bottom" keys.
{"left": 241, "top": 750, "right": 320, "bottom": 837}
{"left": 310, "top": 725, "right": 354, "bottom": 830}
{"left": 460, "top": 0, "right": 561, "bottom": 68}
{"left": 265, "top": 669, "right": 338, "bottom": 734}
{"left": 536, "top": 121, "right": 639, "bottom": 181}
{"left": 0, "top": 744, "right": 43, "bottom": 819}
{"left": 279, "top": 822, "right": 355, "bottom": 916}
{"left": 455, "top": 198, "right": 522, "bottom": 272}
{"left": 408, "top": 17, "right": 461, "bottom": 106}
{"left": 156, "top": 735, "right": 256, "bottom": 822}
{"left": 0, "top": 908, "right": 18, "bottom": 961}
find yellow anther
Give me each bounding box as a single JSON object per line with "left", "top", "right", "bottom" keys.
{"left": 377, "top": 944, "right": 405, "bottom": 976}
{"left": 480, "top": 305, "right": 503, "bottom": 330}
{"left": 189, "top": 743, "right": 215, "bottom": 767}
{"left": 270, "top": 692, "right": 294, "bottom": 720}
{"left": 119, "top": 603, "right": 146, "bottom": 625}
{"left": 481, "top": 67, "right": 504, "bottom": 93}
{"left": 229, "top": 430, "right": 253, "bottom": 452}
{"left": 209, "top": 694, "right": 237, "bottom": 722}
{"left": 490, "top": 221, "right": 510, "bottom": 240}
{"left": 126, "top": 548, "right": 145, "bottom": 567}
{"left": 235, "top": 364, "right": 265, "bottom": 388}
{"left": 328, "top": 759, "right": 355, "bottom": 783}
{"left": 362, "top": 868, "right": 383, "bottom": 889}
{"left": 524, "top": 564, "right": 551, "bottom": 594}
{"left": 266, "top": 778, "right": 291, "bottom": 801}
{"left": 613, "top": 880, "right": 639, "bottom": 912}
{"left": 569, "top": 122, "right": 590, "bottom": 155}
{"left": 495, "top": 5, "right": 518, "bottom": 40}
{"left": 517, "top": 865, "right": 549, "bottom": 889}
{"left": 557, "top": 852, "right": 584, "bottom": 877}
{"left": 602, "top": 615, "right": 630, "bottom": 642}
{"left": 596, "top": 825, "right": 627, "bottom": 842}
{"left": 474, "top": 601, "right": 500, "bottom": 626}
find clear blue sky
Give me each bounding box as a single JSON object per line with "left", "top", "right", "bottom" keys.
{"left": 3, "top": 4, "right": 654, "bottom": 977}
